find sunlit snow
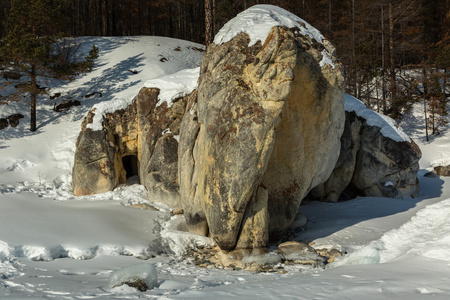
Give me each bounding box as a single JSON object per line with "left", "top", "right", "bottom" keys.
{"left": 345, "top": 93, "right": 412, "bottom": 143}
{"left": 1, "top": 29, "right": 450, "bottom": 300}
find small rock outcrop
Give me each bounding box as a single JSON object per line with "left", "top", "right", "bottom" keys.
{"left": 8, "top": 114, "right": 24, "bottom": 127}
{"left": 434, "top": 165, "right": 450, "bottom": 177}
{"left": 0, "top": 114, "right": 24, "bottom": 130}
{"left": 309, "top": 95, "right": 421, "bottom": 202}
{"left": 179, "top": 6, "right": 345, "bottom": 250}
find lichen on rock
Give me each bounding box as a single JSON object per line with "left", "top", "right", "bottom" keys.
{"left": 179, "top": 6, "right": 345, "bottom": 250}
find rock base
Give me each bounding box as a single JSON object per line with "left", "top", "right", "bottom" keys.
{"left": 187, "top": 242, "right": 343, "bottom": 272}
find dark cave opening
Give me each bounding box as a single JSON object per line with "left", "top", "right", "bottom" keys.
{"left": 122, "top": 155, "right": 139, "bottom": 183}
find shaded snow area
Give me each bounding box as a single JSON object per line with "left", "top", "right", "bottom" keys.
{"left": 1, "top": 34, "right": 450, "bottom": 299}
{"left": 345, "top": 94, "right": 412, "bottom": 142}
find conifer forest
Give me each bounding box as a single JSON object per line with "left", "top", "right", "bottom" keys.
{"left": 1, "top": 0, "right": 449, "bottom": 132}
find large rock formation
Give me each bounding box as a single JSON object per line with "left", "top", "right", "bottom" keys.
{"left": 309, "top": 95, "right": 421, "bottom": 202}
{"left": 72, "top": 5, "right": 421, "bottom": 253}
{"left": 178, "top": 6, "right": 345, "bottom": 249}
{"left": 72, "top": 86, "right": 187, "bottom": 209}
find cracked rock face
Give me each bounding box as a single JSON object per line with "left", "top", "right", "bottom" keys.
{"left": 178, "top": 26, "right": 345, "bottom": 250}
{"left": 72, "top": 87, "right": 186, "bottom": 209}
{"left": 309, "top": 111, "right": 421, "bottom": 202}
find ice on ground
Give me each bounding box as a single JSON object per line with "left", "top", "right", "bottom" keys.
{"left": 329, "top": 241, "right": 382, "bottom": 267}
{"left": 107, "top": 263, "right": 159, "bottom": 291}
{"left": 345, "top": 94, "right": 411, "bottom": 143}
{"left": 214, "top": 5, "right": 324, "bottom": 47}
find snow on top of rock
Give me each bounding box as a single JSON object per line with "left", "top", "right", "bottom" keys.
{"left": 213, "top": 5, "right": 324, "bottom": 47}
{"left": 429, "top": 157, "right": 450, "bottom": 168}
{"left": 143, "top": 67, "right": 200, "bottom": 108}
{"left": 107, "top": 263, "right": 159, "bottom": 291}
{"left": 344, "top": 94, "right": 411, "bottom": 143}
{"left": 87, "top": 67, "right": 200, "bottom": 132}
{"left": 87, "top": 98, "right": 132, "bottom": 131}
{"left": 320, "top": 49, "right": 335, "bottom": 69}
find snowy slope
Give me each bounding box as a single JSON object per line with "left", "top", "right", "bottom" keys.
{"left": 1, "top": 31, "right": 450, "bottom": 299}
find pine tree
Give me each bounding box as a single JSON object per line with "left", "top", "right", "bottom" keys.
{"left": 0, "top": 0, "right": 97, "bottom": 132}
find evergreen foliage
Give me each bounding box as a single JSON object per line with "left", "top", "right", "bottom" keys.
{"left": 0, "top": 0, "right": 97, "bottom": 131}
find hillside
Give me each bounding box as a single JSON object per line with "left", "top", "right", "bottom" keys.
{"left": 1, "top": 36, "right": 450, "bottom": 299}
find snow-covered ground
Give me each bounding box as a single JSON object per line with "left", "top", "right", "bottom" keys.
{"left": 1, "top": 34, "right": 450, "bottom": 299}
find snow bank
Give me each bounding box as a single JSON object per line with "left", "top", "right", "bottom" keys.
{"left": 345, "top": 94, "right": 411, "bottom": 143}
{"left": 379, "top": 198, "right": 450, "bottom": 263}
{"left": 107, "top": 263, "right": 159, "bottom": 291}
{"left": 331, "top": 198, "right": 450, "bottom": 268}
{"left": 429, "top": 156, "right": 450, "bottom": 168}
{"left": 214, "top": 5, "right": 324, "bottom": 47}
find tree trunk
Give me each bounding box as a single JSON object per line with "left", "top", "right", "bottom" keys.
{"left": 328, "top": 0, "right": 332, "bottom": 35}
{"left": 443, "top": 68, "right": 447, "bottom": 97}
{"left": 101, "top": 0, "right": 107, "bottom": 36}
{"left": 381, "top": 0, "right": 387, "bottom": 114}
{"left": 205, "top": 0, "right": 213, "bottom": 46}
{"left": 302, "top": 0, "right": 305, "bottom": 19}
{"left": 30, "top": 64, "right": 37, "bottom": 132}
{"left": 389, "top": 0, "right": 398, "bottom": 118}
{"left": 352, "top": 0, "right": 356, "bottom": 96}
{"left": 423, "top": 66, "right": 429, "bottom": 141}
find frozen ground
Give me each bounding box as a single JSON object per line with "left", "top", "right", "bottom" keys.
{"left": 1, "top": 35, "right": 450, "bottom": 299}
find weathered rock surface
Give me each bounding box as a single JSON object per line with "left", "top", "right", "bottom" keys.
{"left": 179, "top": 23, "right": 345, "bottom": 249}
{"left": 72, "top": 109, "right": 118, "bottom": 196}
{"left": 8, "top": 114, "right": 24, "bottom": 127}
{"left": 434, "top": 165, "right": 450, "bottom": 177}
{"left": 136, "top": 88, "right": 187, "bottom": 208}
{"left": 0, "top": 114, "right": 24, "bottom": 130}
{"left": 309, "top": 106, "right": 421, "bottom": 202}
{"left": 277, "top": 241, "right": 320, "bottom": 262}
{"left": 72, "top": 87, "right": 186, "bottom": 209}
